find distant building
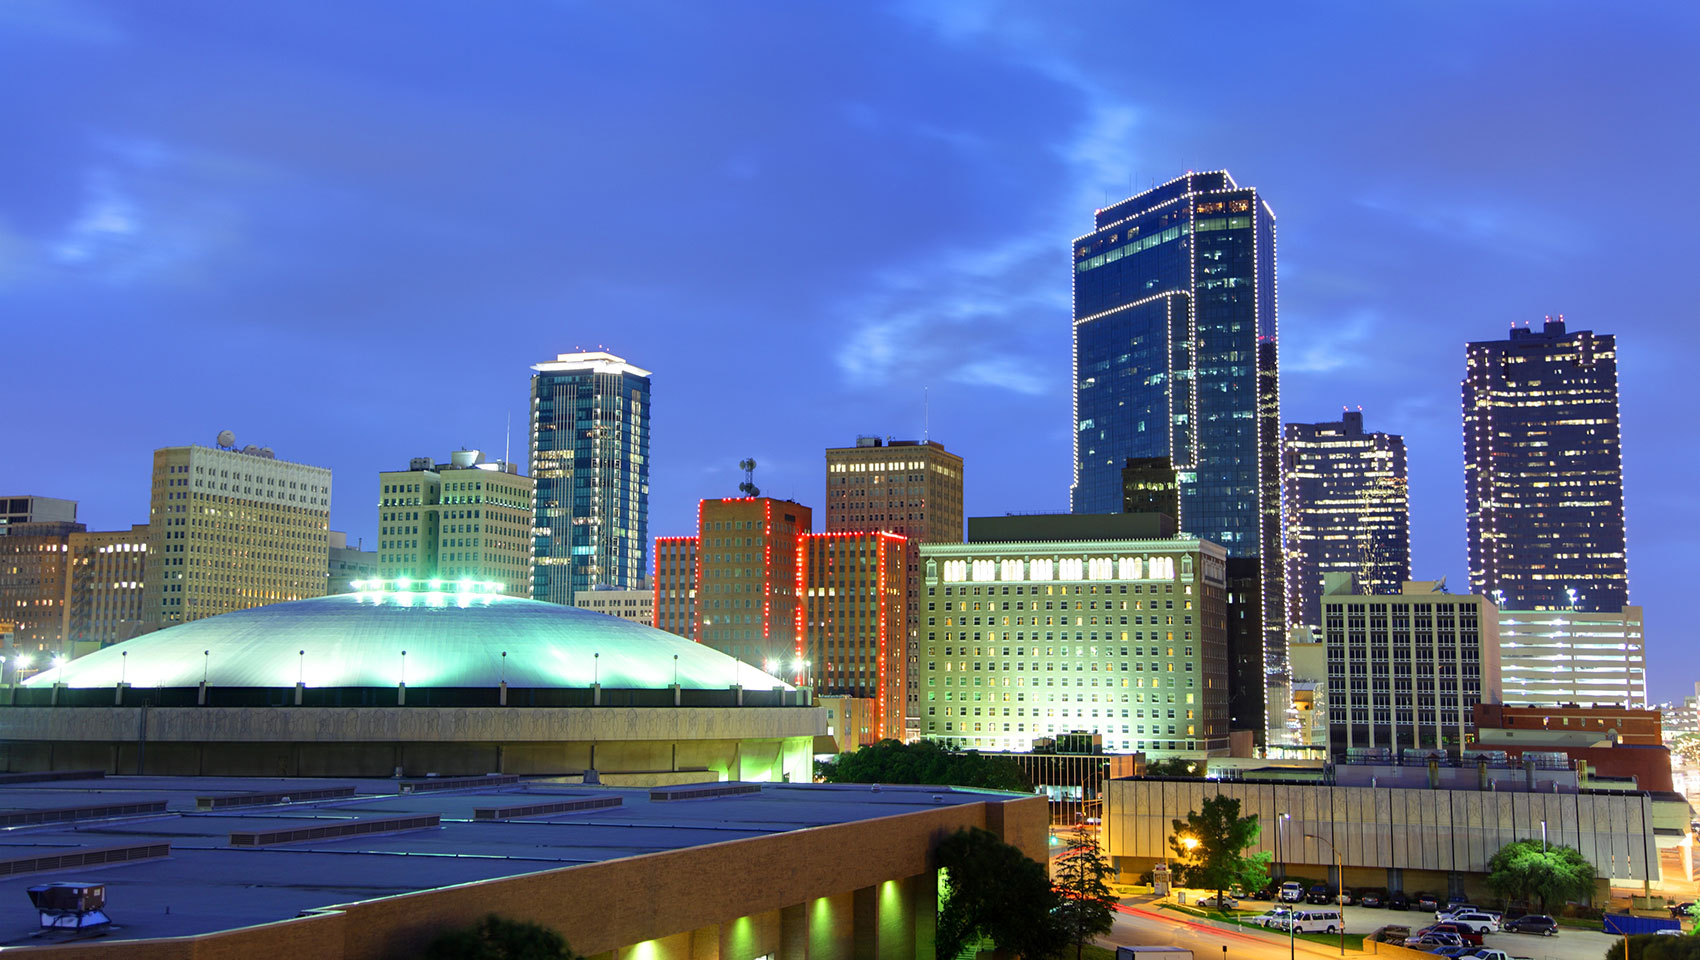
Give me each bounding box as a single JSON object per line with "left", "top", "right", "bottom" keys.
{"left": 1497, "top": 606, "right": 1645, "bottom": 708}
{"left": 1282, "top": 409, "right": 1410, "bottom": 633}
{"left": 0, "top": 521, "right": 82, "bottom": 658}
{"left": 377, "top": 451, "right": 534, "bottom": 596}
{"left": 1121, "top": 457, "right": 1180, "bottom": 519}
{"left": 1324, "top": 576, "right": 1501, "bottom": 756}
{"left": 1473, "top": 703, "right": 1672, "bottom": 792}
{"left": 1071, "top": 172, "right": 1286, "bottom": 742}
{"left": 693, "top": 497, "right": 810, "bottom": 670}
{"left": 817, "top": 695, "right": 877, "bottom": 754}
{"left": 652, "top": 537, "right": 698, "bottom": 639}
{"left": 326, "top": 531, "right": 378, "bottom": 596}
{"left": 141, "top": 440, "right": 331, "bottom": 630}
{"left": 62, "top": 524, "right": 150, "bottom": 653}
{"left": 0, "top": 496, "right": 76, "bottom": 536}
{"left": 801, "top": 531, "right": 908, "bottom": 740}
{"left": 573, "top": 585, "right": 653, "bottom": 626}
{"left": 1464, "top": 317, "right": 1628, "bottom": 612}
{"left": 530, "top": 351, "right": 651, "bottom": 605}
{"left": 917, "top": 513, "right": 1231, "bottom": 757}
{"left": 825, "top": 435, "right": 964, "bottom": 739}
{"left": 1287, "top": 627, "right": 1329, "bottom": 749}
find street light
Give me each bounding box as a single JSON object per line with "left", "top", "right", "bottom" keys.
{"left": 1305, "top": 833, "right": 1345, "bottom": 957}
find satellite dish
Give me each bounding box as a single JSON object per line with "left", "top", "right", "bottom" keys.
{"left": 217, "top": 430, "right": 236, "bottom": 448}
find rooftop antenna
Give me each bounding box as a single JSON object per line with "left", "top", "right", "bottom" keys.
{"left": 504, "top": 412, "right": 511, "bottom": 467}
{"left": 738, "top": 459, "right": 760, "bottom": 498}
{"left": 924, "top": 386, "right": 929, "bottom": 443}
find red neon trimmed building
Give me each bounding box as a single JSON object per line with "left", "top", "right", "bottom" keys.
{"left": 652, "top": 498, "right": 909, "bottom": 740}
{"left": 801, "top": 531, "right": 908, "bottom": 740}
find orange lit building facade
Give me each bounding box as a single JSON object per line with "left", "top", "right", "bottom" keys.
{"left": 802, "top": 531, "right": 908, "bottom": 739}
{"left": 689, "top": 498, "right": 810, "bottom": 672}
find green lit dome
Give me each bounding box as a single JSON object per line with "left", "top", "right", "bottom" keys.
{"left": 27, "top": 592, "right": 790, "bottom": 691}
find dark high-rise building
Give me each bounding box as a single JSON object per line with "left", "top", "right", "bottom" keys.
{"left": 1071, "top": 171, "right": 1283, "bottom": 736}
{"left": 1282, "top": 410, "right": 1411, "bottom": 632}
{"left": 1121, "top": 457, "right": 1180, "bottom": 519}
{"left": 530, "top": 352, "right": 651, "bottom": 605}
{"left": 1463, "top": 317, "right": 1628, "bottom": 613}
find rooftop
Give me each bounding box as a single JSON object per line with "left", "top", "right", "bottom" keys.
{"left": 0, "top": 774, "right": 998, "bottom": 946}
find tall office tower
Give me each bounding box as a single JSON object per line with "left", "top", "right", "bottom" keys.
{"left": 0, "top": 496, "right": 77, "bottom": 536}
{"left": 530, "top": 351, "right": 651, "bottom": 605}
{"left": 1071, "top": 171, "right": 1284, "bottom": 738}
{"left": 825, "top": 436, "right": 964, "bottom": 740}
{"left": 141, "top": 440, "right": 331, "bottom": 630}
{"left": 801, "top": 531, "right": 908, "bottom": 740}
{"left": 62, "top": 524, "right": 150, "bottom": 652}
{"left": 326, "top": 531, "right": 378, "bottom": 596}
{"left": 1282, "top": 409, "right": 1411, "bottom": 633}
{"left": 1464, "top": 316, "right": 1628, "bottom": 612}
{"left": 1497, "top": 606, "right": 1645, "bottom": 708}
{"left": 917, "top": 513, "right": 1231, "bottom": 757}
{"left": 1122, "top": 457, "right": 1180, "bottom": 518}
{"left": 652, "top": 537, "right": 698, "bottom": 639}
{"left": 0, "top": 521, "right": 82, "bottom": 655}
{"left": 1323, "top": 575, "right": 1502, "bottom": 757}
{"left": 377, "top": 450, "right": 535, "bottom": 596}
{"left": 694, "top": 497, "right": 810, "bottom": 669}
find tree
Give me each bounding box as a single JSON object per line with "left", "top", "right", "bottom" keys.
{"left": 425, "top": 915, "right": 583, "bottom": 960}
{"left": 1483, "top": 839, "right": 1595, "bottom": 913}
{"left": 1607, "top": 933, "right": 1700, "bottom": 960}
{"left": 1168, "top": 795, "right": 1270, "bottom": 907}
{"left": 816, "top": 739, "right": 1033, "bottom": 792}
{"left": 1054, "top": 828, "right": 1117, "bottom": 960}
{"left": 1672, "top": 733, "right": 1700, "bottom": 767}
{"left": 937, "top": 827, "right": 1064, "bottom": 960}
{"left": 1144, "top": 757, "right": 1203, "bottom": 777}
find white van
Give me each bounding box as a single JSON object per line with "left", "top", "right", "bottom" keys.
{"left": 1280, "top": 909, "right": 1343, "bottom": 934}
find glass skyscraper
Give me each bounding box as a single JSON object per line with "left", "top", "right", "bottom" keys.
{"left": 1463, "top": 317, "right": 1628, "bottom": 613}
{"left": 1282, "top": 409, "right": 1410, "bottom": 633}
{"left": 1071, "top": 171, "right": 1284, "bottom": 730}
{"left": 530, "top": 352, "right": 650, "bottom": 605}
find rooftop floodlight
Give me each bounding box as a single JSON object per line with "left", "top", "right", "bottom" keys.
{"left": 16, "top": 654, "right": 31, "bottom": 669}
{"left": 429, "top": 579, "right": 443, "bottom": 592}
{"left": 764, "top": 659, "right": 777, "bottom": 674}
{"left": 493, "top": 582, "right": 506, "bottom": 592}
{"left": 457, "top": 579, "right": 474, "bottom": 594}
{"left": 52, "top": 655, "right": 66, "bottom": 668}
{"left": 397, "top": 576, "right": 412, "bottom": 590}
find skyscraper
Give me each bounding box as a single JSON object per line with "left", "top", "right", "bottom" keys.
{"left": 1463, "top": 317, "right": 1628, "bottom": 612}
{"left": 824, "top": 436, "right": 964, "bottom": 739}
{"left": 530, "top": 352, "right": 651, "bottom": 605}
{"left": 692, "top": 497, "right": 810, "bottom": 669}
{"left": 1282, "top": 409, "right": 1411, "bottom": 633}
{"left": 377, "top": 450, "right": 535, "bottom": 596}
{"left": 1071, "top": 171, "right": 1283, "bottom": 735}
{"left": 141, "top": 440, "right": 331, "bottom": 630}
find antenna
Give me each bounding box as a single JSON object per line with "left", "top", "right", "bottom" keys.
{"left": 738, "top": 459, "right": 760, "bottom": 498}
{"left": 504, "top": 413, "right": 511, "bottom": 467}
{"left": 924, "top": 386, "right": 929, "bottom": 442}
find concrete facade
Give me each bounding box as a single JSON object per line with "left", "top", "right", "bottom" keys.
{"left": 1497, "top": 606, "right": 1646, "bottom": 708}
{"left": 575, "top": 586, "right": 655, "bottom": 625}
{"left": 1103, "top": 776, "right": 1662, "bottom": 898}
{"left": 378, "top": 450, "right": 535, "bottom": 596}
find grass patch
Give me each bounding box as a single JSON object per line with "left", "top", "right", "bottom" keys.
{"left": 1082, "top": 946, "right": 1119, "bottom": 960}
{"left": 1555, "top": 916, "right": 1605, "bottom": 932}
{"left": 1295, "top": 932, "right": 1365, "bottom": 951}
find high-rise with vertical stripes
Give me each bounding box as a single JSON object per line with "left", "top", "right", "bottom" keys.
{"left": 530, "top": 352, "right": 650, "bottom": 605}
{"left": 1071, "top": 171, "right": 1283, "bottom": 738}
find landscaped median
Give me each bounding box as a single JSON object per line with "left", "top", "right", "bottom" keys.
{"left": 1152, "top": 900, "right": 1367, "bottom": 953}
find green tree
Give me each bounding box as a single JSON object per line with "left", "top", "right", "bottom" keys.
{"left": 1606, "top": 933, "right": 1700, "bottom": 960}
{"left": 1054, "top": 828, "right": 1117, "bottom": 960}
{"left": 1144, "top": 758, "right": 1203, "bottom": 777}
{"left": 1168, "top": 795, "right": 1270, "bottom": 906}
{"left": 1484, "top": 839, "right": 1595, "bottom": 913}
{"left": 937, "top": 827, "right": 1064, "bottom": 960}
{"left": 425, "top": 915, "right": 582, "bottom": 960}
{"left": 816, "top": 739, "right": 1033, "bottom": 792}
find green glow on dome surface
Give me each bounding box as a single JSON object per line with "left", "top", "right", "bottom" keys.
{"left": 26, "top": 593, "right": 792, "bottom": 692}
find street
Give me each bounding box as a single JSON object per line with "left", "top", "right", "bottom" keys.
{"left": 1101, "top": 896, "right": 1620, "bottom": 960}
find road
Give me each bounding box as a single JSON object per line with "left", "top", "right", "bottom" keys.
{"left": 1101, "top": 897, "right": 1619, "bottom": 960}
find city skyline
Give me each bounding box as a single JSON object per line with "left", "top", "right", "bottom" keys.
{"left": 4, "top": 3, "right": 1695, "bottom": 700}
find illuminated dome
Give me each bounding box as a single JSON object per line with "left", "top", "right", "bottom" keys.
{"left": 27, "top": 589, "right": 790, "bottom": 692}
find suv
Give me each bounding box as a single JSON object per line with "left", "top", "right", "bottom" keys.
{"left": 1306, "top": 885, "right": 1336, "bottom": 905}
{"left": 1387, "top": 892, "right": 1410, "bottom": 911}
{"left": 1502, "top": 915, "right": 1558, "bottom": 937}
{"left": 1443, "top": 911, "right": 1502, "bottom": 935}
{"left": 1359, "top": 890, "right": 1385, "bottom": 908}
{"left": 1414, "top": 893, "right": 1440, "bottom": 912}
{"left": 1280, "top": 881, "right": 1305, "bottom": 903}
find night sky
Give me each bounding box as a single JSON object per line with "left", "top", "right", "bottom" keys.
{"left": 4, "top": 3, "right": 1695, "bottom": 700}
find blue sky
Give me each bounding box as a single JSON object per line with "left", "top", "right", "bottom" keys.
{"left": 4, "top": 1, "right": 1695, "bottom": 699}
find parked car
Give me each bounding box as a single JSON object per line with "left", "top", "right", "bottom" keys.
{"left": 1418, "top": 923, "right": 1484, "bottom": 946}
{"left": 1404, "top": 933, "right": 1466, "bottom": 949}
{"left": 1414, "top": 893, "right": 1440, "bottom": 912}
{"left": 1249, "top": 884, "right": 1278, "bottom": 901}
{"left": 1360, "top": 890, "right": 1385, "bottom": 909}
{"left": 1198, "top": 895, "right": 1239, "bottom": 910}
{"left": 1337, "top": 887, "right": 1357, "bottom": 906}
{"left": 1463, "top": 949, "right": 1532, "bottom": 960}
{"left": 1306, "top": 885, "right": 1335, "bottom": 905}
{"left": 1444, "top": 911, "right": 1502, "bottom": 935}
{"left": 1388, "top": 892, "right": 1411, "bottom": 911}
{"left": 1280, "top": 881, "right": 1305, "bottom": 903}
{"left": 1669, "top": 902, "right": 1694, "bottom": 919}
{"left": 1247, "top": 908, "right": 1291, "bottom": 928}
{"left": 1277, "top": 908, "right": 1344, "bottom": 934}
{"left": 1502, "top": 915, "right": 1558, "bottom": 937}
{"left": 1429, "top": 947, "right": 1479, "bottom": 958}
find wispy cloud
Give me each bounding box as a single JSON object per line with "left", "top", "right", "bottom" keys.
{"left": 1282, "top": 308, "right": 1381, "bottom": 374}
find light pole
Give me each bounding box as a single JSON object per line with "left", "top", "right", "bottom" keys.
{"left": 1541, "top": 819, "right": 1548, "bottom": 851}
{"left": 1305, "top": 833, "right": 1345, "bottom": 957}
{"left": 1277, "top": 811, "right": 1291, "bottom": 880}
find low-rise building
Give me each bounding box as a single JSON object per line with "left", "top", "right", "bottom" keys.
{"left": 61, "top": 523, "right": 150, "bottom": 654}
{"left": 0, "top": 496, "right": 76, "bottom": 535}
{"left": 326, "top": 531, "right": 377, "bottom": 596}
{"left": 573, "top": 585, "right": 653, "bottom": 625}
{"left": 1497, "top": 606, "right": 1645, "bottom": 707}
{"left": 1473, "top": 703, "right": 1673, "bottom": 792}
{"left": 378, "top": 450, "right": 534, "bottom": 596}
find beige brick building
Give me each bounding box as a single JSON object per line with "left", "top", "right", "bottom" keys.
{"left": 377, "top": 450, "right": 534, "bottom": 596}
{"left": 62, "top": 524, "right": 149, "bottom": 652}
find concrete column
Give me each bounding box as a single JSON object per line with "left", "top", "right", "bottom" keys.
{"left": 294, "top": 682, "right": 304, "bottom": 706}
{"left": 196, "top": 681, "right": 206, "bottom": 706}
{"left": 397, "top": 682, "right": 406, "bottom": 706}
{"left": 592, "top": 683, "right": 602, "bottom": 706}
{"left": 114, "top": 682, "right": 129, "bottom": 706}
{"left": 499, "top": 681, "right": 508, "bottom": 706}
